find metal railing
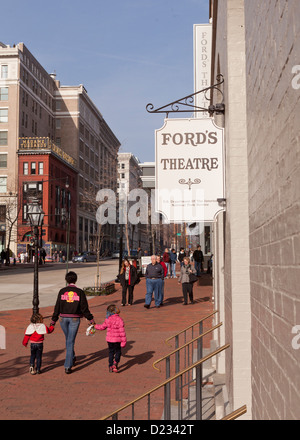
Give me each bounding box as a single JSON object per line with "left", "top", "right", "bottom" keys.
{"left": 154, "top": 322, "right": 222, "bottom": 404}
{"left": 221, "top": 405, "right": 247, "bottom": 420}
{"left": 154, "top": 322, "right": 223, "bottom": 376}
{"left": 165, "top": 310, "right": 218, "bottom": 348}
{"left": 100, "top": 344, "right": 230, "bottom": 421}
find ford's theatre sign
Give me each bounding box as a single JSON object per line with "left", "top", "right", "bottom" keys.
{"left": 155, "top": 118, "right": 225, "bottom": 222}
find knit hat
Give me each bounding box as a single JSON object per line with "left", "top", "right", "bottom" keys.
{"left": 106, "top": 304, "right": 120, "bottom": 318}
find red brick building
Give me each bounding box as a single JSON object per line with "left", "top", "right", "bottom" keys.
{"left": 17, "top": 137, "right": 77, "bottom": 259}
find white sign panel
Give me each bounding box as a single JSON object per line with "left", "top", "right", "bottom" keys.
{"left": 193, "top": 23, "right": 212, "bottom": 117}
{"left": 155, "top": 118, "right": 225, "bottom": 223}
{"left": 141, "top": 256, "right": 152, "bottom": 274}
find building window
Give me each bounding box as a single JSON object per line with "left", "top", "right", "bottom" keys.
{"left": 1, "top": 65, "right": 8, "bottom": 79}
{"left": 0, "top": 154, "right": 7, "bottom": 168}
{"left": 0, "top": 109, "right": 8, "bottom": 123}
{"left": 23, "top": 162, "right": 28, "bottom": 175}
{"left": 121, "top": 163, "right": 125, "bottom": 169}
{"left": 0, "top": 131, "right": 8, "bottom": 145}
{"left": 23, "top": 204, "right": 28, "bottom": 222}
{"left": 56, "top": 119, "right": 61, "bottom": 129}
{"left": 0, "top": 87, "right": 8, "bottom": 101}
{"left": 38, "top": 162, "right": 44, "bottom": 175}
{"left": 31, "top": 162, "right": 36, "bottom": 175}
{"left": 0, "top": 176, "right": 7, "bottom": 193}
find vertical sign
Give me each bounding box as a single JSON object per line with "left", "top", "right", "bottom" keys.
{"left": 193, "top": 23, "right": 212, "bottom": 117}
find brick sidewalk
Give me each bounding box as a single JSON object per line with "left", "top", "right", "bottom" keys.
{"left": 0, "top": 270, "right": 214, "bottom": 420}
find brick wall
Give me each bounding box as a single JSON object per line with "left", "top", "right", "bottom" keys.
{"left": 245, "top": 0, "right": 300, "bottom": 419}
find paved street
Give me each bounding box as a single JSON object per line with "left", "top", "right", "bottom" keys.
{"left": 0, "top": 260, "right": 119, "bottom": 311}
{"left": 0, "top": 263, "right": 214, "bottom": 420}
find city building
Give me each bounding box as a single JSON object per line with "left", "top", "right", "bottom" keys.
{"left": 0, "top": 42, "right": 120, "bottom": 256}
{"left": 208, "top": 0, "right": 300, "bottom": 419}
{"left": 0, "top": 42, "right": 57, "bottom": 255}
{"left": 17, "top": 137, "right": 77, "bottom": 258}
{"left": 53, "top": 81, "right": 120, "bottom": 254}
{"left": 117, "top": 152, "right": 148, "bottom": 252}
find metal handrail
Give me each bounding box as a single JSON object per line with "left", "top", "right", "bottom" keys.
{"left": 153, "top": 322, "right": 223, "bottom": 372}
{"left": 100, "top": 343, "right": 230, "bottom": 420}
{"left": 221, "top": 405, "right": 247, "bottom": 420}
{"left": 165, "top": 310, "right": 218, "bottom": 346}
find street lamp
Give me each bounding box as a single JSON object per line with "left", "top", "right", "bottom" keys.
{"left": 27, "top": 199, "right": 45, "bottom": 314}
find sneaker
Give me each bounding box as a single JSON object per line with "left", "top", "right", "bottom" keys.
{"left": 65, "top": 368, "right": 72, "bottom": 374}
{"left": 36, "top": 370, "right": 41, "bottom": 374}
{"left": 29, "top": 366, "right": 36, "bottom": 375}
{"left": 144, "top": 304, "right": 150, "bottom": 309}
{"left": 112, "top": 363, "right": 119, "bottom": 373}
{"left": 109, "top": 366, "right": 114, "bottom": 373}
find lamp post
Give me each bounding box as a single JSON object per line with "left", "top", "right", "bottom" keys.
{"left": 27, "top": 199, "right": 45, "bottom": 315}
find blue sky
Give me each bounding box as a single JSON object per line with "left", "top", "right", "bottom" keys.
{"left": 2, "top": 0, "right": 209, "bottom": 162}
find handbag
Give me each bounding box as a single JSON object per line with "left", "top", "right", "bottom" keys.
{"left": 189, "top": 273, "right": 198, "bottom": 283}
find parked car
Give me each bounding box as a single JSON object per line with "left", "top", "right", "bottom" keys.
{"left": 112, "top": 250, "right": 128, "bottom": 259}
{"left": 72, "top": 251, "right": 97, "bottom": 263}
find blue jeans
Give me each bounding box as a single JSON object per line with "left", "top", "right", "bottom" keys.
{"left": 108, "top": 342, "right": 121, "bottom": 367}
{"left": 164, "top": 262, "right": 170, "bottom": 277}
{"left": 60, "top": 317, "right": 80, "bottom": 369}
{"left": 194, "top": 261, "right": 201, "bottom": 276}
{"left": 170, "top": 262, "right": 176, "bottom": 277}
{"left": 30, "top": 343, "right": 43, "bottom": 371}
{"left": 145, "top": 278, "right": 163, "bottom": 306}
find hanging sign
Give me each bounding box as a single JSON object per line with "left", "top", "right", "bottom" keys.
{"left": 155, "top": 117, "right": 225, "bottom": 222}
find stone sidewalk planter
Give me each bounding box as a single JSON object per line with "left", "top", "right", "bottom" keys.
{"left": 84, "top": 283, "right": 116, "bottom": 296}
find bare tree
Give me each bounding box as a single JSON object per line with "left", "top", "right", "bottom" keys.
{"left": 1, "top": 192, "right": 21, "bottom": 264}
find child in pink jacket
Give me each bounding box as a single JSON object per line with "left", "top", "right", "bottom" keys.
{"left": 95, "top": 304, "right": 127, "bottom": 373}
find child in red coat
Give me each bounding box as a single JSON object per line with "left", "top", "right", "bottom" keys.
{"left": 95, "top": 304, "right": 127, "bottom": 373}
{"left": 22, "top": 313, "right": 54, "bottom": 374}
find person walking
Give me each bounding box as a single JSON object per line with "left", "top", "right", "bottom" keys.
{"left": 162, "top": 248, "right": 170, "bottom": 278}
{"left": 169, "top": 249, "right": 178, "bottom": 278}
{"left": 50, "top": 271, "right": 95, "bottom": 374}
{"left": 144, "top": 255, "right": 164, "bottom": 308}
{"left": 178, "top": 257, "right": 196, "bottom": 305}
{"left": 193, "top": 245, "right": 204, "bottom": 276}
{"left": 22, "top": 313, "right": 54, "bottom": 374}
{"left": 178, "top": 248, "right": 186, "bottom": 267}
{"left": 95, "top": 304, "right": 127, "bottom": 373}
{"left": 118, "top": 258, "right": 139, "bottom": 306}
{"left": 156, "top": 255, "right": 167, "bottom": 306}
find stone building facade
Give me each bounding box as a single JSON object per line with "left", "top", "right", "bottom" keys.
{"left": 210, "top": 0, "right": 300, "bottom": 419}
{"left": 0, "top": 42, "right": 120, "bottom": 256}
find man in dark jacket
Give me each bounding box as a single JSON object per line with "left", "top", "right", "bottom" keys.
{"left": 144, "top": 255, "right": 164, "bottom": 308}
{"left": 50, "top": 271, "right": 95, "bottom": 374}
{"left": 193, "top": 245, "right": 204, "bottom": 276}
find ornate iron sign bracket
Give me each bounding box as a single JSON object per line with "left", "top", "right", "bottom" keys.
{"left": 146, "top": 74, "right": 225, "bottom": 118}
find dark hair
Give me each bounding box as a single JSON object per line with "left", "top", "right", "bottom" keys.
{"left": 107, "top": 304, "right": 120, "bottom": 315}
{"left": 65, "top": 271, "right": 77, "bottom": 284}
{"left": 120, "top": 258, "right": 130, "bottom": 274}
{"left": 31, "top": 313, "right": 43, "bottom": 324}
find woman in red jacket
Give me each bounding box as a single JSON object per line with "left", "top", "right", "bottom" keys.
{"left": 118, "top": 258, "right": 139, "bottom": 306}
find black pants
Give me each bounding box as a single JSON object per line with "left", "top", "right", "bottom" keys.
{"left": 122, "top": 281, "right": 134, "bottom": 305}
{"left": 182, "top": 283, "right": 193, "bottom": 304}
{"left": 30, "top": 343, "right": 43, "bottom": 371}
{"left": 108, "top": 342, "right": 122, "bottom": 367}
